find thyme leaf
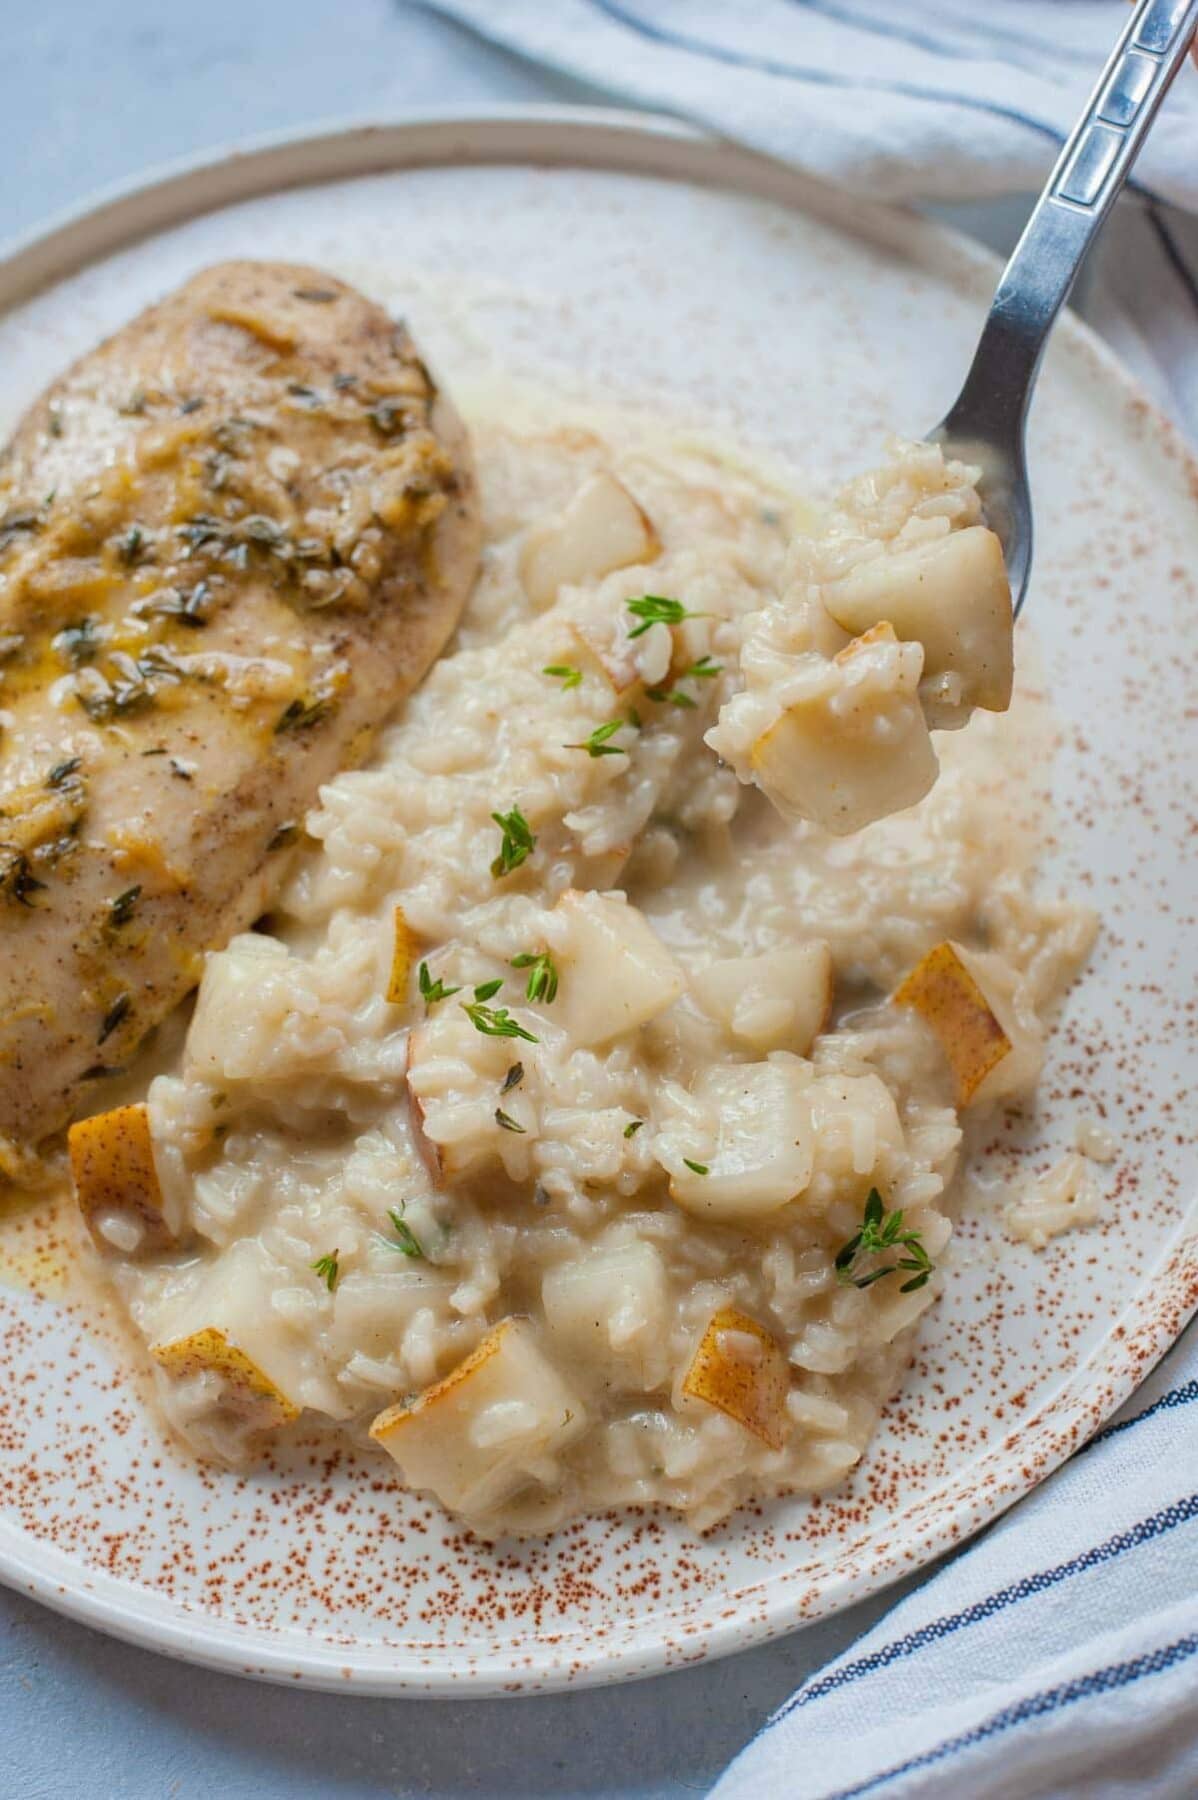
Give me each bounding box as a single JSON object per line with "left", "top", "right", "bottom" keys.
{"left": 1, "top": 850, "right": 46, "bottom": 907}
{"left": 543, "top": 664, "right": 582, "bottom": 690}
{"left": 511, "top": 950, "right": 558, "bottom": 1004}
{"left": 625, "top": 595, "right": 702, "bottom": 639}
{"left": 682, "top": 1157, "right": 709, "bottom": 1176}
{"left": 490, "top": 805, "right": 536, "bottom": 879}
{"left": 495, "top": 1108, "right": 526, "bottom": 1133}
{"left": 566, "top": 718, "right": 629, "bottom": 758}
{"left": 418, "top": 962, "right": 461, "bottom": 1008}
{"left": 311, "top": 1249, "right": 340, "bottom": 1291}
{"left": 834, "top": 1188, "right": 934, "bottom": 1294}
{"left": 460, "top": 1001, "right": 538, "bottom": 1043}
{"left": 108, "top": 886, "right": 141, "bottom": 928}
{"left": 97, "top": 992, "right": 131, "bottom": 1045}
{"left": 275, "top": 695, "right": 330, "bottom": 734}
{"left": 384, "top": 1205, "right": 424, "bottom": 1260}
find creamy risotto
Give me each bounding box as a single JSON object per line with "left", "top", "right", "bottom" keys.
{"left": 69, "top": 400, "right": 1097, "bottom": 1534}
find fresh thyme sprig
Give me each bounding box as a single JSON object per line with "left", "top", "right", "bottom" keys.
{"left": 383, "top": 1205, "right": 424, "bottom": 1260}
{"left": 418, "top": 961, "right": 461, "bottom": 1008}
{"left": 834, "top": 1188, "right": 934, "bottom": 1293}
{"left": 490, "top": 805, "right": 536, "bottom": 879}
{"left": 511, "top": 950, "right": 558, "bottom": 1004}
{"left": 625, "top": 595, "right": 704, "bottom": 639}
{"left": 460, "top": 1000, "right": 539, "bottom": 1043}
{"left": 566, "top": 718, "right": 630, "bottom": 758}
{"left": 311, "top": 1249, "right": 340, "bottom": 1291}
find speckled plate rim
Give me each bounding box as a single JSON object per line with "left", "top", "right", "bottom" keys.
{"left": 0, "top": 107, "right": 1195, "bottom": 1697}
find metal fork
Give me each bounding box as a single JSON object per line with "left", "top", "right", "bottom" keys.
{"left": 931, "top": 0, "right": 1198, "bottom": 615}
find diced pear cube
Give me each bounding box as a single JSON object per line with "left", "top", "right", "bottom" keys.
{"left": 386, "top": 904, "right": 417, "bottom": 1005}
{"left": 69, "top": 1102, "right": 175, "bottom": 1254}
{"left": 553, "top": 890, "right": 685, "bottom": 1046}
{"left": 696, "top": 941, "right": 833, "bottom": 1053}
{"left": 405, "top": 1013, "right": 517, "bottom": 1183}
{"left": 749, "top": 624, "right": 937, "bottom": 834}
{"left": 150, "top": 1326, "right": 300, "bottom": 1430}
{"left": 822, "top": 526, "right": 1013, "bottom": 729}
{"left": 805, "top": 1072, "right": 905, "bottom": 1206}
{"left": 542, "top": 1239, "right": 670, "bottom": 1391}
{"left": 370, "top": 1318, "right": 586, "bottom": 1515}
{"left": 520, "top": 473, "right": 660, "bottom": 608}
{"left": 568, "top": 619, "right": 641, "bottom": 698}
{"left": 681, "top": 1307, "right": 790, "bottom": 1449}
{"left": 657, "top": 1058, "right": 814, "bottom": 1220}
{"left": 893, "top": 940, "right": 1043, "bottom": 1106}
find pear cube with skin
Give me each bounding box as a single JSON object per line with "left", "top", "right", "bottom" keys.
{"left": 893, "top": 940, "right": 1043, "bottom": 1106}
{"left": 656, "top": 1056, "right": 815, "bottom": 1220}
{"left": 695, "top": 941, "right": 833, "bottom": 1054}
{"left": 370, "top": 1319, "right": 586, "bottom": 1515}
{"left": 151, "top": 1327, "right": 300, "bottom": 1431}
{"left": 542, "top": 1239, "right": 671, "bottom": 1392}
{"left": 749, "top": 623, "right": 938, "bottom": 834}
{"left": 681, "top": 1307, "right": 791, "bottom": 1449}
{"left": 568, "top": 618, "right": 642, "bottom": 699}
{"left": 520, "top": 472, "right": 660, "bottom": 608}
{"left": 552, "top": 889, "right": 685, "bottom": 1046}
{"left": 386, "top": 904, "right": 417, "bottom": 1005}
{"left": 822, "top": 526, "right": 1013, "bottom": 730}
{"left": 70, "top": 1102, "right": 176, "bottom": 1255}
{"left": 406, "top": 1016, "right": 515, "bottom": 1182}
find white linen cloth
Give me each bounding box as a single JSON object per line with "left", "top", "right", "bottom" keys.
{"left": 415, "top": 6, "right": 1198, "bottom": 1793}
{"left": 420, "top": 0, "right": 1198, "bottom": 440}
{"left": 710, "top": 1329, "right": 1198, "bottom": 1799}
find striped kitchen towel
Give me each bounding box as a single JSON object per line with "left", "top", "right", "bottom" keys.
{"left": 419, "top": 0, "right": 1198, "bottom": 438}
{"left": 710, "top": 1324, "right": 1198, "bottom": 1798}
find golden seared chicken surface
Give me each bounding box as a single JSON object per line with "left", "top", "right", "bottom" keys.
{"left": 0, "top": 260, "right": 479, "bottom": 1182}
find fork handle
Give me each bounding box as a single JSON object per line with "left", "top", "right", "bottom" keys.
{"left": 943, "top": 0, "right": 1198, "bottom": 439}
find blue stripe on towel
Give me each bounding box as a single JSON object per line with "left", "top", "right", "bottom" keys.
{"left": 586, "top": 0, "right": 1164, "bottom": 204}
{"left": 1085, "top": 1377, "right": 1198, "bottom": 1450}
{"left": 783, "top": 0, "right": 982, "bottom": 63}
{"left": 773, "top": 1493, "right": 1198, "bottom": 1719}
{"left": 824, "top": 1632, "right": 1198, "bottom": 1799}
{"left": 590, "top": 0, "right": 1061, "bottom": 143}
{"left": 785, "top": 0, "right": 1098, "bottom": 68}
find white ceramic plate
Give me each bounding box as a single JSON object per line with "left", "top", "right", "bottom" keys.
{"left": 0, "top": 110, "right": 1194, "bottom": 1696}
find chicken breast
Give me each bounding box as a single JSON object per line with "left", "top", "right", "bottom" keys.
{"left": 0, "top": 260, "right": 480, "bottom": 1184}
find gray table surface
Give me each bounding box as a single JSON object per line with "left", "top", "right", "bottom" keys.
{"left": 0, "top": 5, "right": 1043, "bottom": 1796}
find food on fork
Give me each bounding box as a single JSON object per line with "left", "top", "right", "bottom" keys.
{"left": 0, "top": 260, "right": 479, "bottom": 1183}
{"left": 707, "top": 440, "right": 1014, "bottom": 832}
